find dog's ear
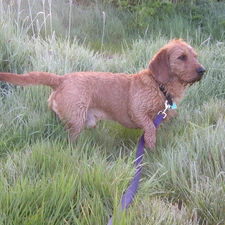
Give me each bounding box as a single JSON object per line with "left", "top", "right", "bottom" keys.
{"left": 148, "top": 49, "right": 171, "bottom": 85}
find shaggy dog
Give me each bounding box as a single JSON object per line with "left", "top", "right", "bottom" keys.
{"left": 0, "top": 39, "right": 205, "bottom": 150}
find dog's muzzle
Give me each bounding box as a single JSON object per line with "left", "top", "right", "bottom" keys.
{"left": 193, "top": 66, "right": 205, "bottom": 83}
{"left": 196, "top": 66, "right": 206, "bottom": 77}
{"left": 187, "top": 66, "right": 205, "bottom": 85}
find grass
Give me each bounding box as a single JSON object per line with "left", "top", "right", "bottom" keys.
{"left": 0, "top": 0, "right": 225, "bottom": 224}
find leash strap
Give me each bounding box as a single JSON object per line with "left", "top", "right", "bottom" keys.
{"left": 120, "top": 134, "right": 144, "bottom": 210}
{"left": 107, "top": 113, "right": 164, "bottom": 225}
{"left": 107, "top": 135, "right": 144, "bottom": 225}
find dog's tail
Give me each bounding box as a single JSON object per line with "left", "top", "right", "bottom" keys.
{"left": 0, "top": 72, "right": 61, "bottom": 90}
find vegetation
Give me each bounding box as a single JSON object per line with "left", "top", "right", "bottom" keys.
{"left": 0, "top": 0, "right": 225, "bottom": 224}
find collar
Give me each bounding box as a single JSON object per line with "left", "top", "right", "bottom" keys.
{"left": 159, "top": 84, "right": 173, "bottom": 107}
{"left": 155, "top": 84, "right": 177, "bottom": 123}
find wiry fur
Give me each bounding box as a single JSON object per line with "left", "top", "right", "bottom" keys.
{"left": 0, "top": 39, "right": 205, "bottom": 150}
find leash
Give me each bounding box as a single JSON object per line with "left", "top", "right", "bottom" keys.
{"left": 107, "top": 99, "right": 176, "bottom": 225}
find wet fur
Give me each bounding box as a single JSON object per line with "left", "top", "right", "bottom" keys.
{"left": 0, "top": 39, "right": 205, "bottom": 150}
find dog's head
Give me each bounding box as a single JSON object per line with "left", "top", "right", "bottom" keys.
{"left": 149, "top": 39, "right": 205, "bottom": 85}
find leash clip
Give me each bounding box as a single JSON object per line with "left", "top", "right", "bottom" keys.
{"left": 158, "top": 100, "right": 171, "bottom": 119}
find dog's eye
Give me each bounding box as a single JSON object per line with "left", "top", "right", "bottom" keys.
{"left": 178, "top": 55, "right": 187, "bottom": 61}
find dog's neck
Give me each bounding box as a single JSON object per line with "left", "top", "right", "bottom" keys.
{"left": 140, "top": 69, "right": 187, "bottom": 105}
{"left": 163, "top": 79, "right": 188, "bottom": 105}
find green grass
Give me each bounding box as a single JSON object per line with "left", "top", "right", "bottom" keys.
{"left": 0, "top": 0, "right": 225, "bottom": 224}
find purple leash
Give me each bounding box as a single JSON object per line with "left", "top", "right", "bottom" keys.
{"left": 107, "top": 113, "right": 164, "bottom": 225}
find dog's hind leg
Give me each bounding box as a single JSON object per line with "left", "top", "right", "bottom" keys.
{"left": 65, "top": 107, "right": 88, "bottom": 141}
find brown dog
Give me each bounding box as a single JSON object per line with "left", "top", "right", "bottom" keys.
{"left": 0, "top": 39, "right": 205, "bottom": 150}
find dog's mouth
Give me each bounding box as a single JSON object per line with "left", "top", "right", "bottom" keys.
{"left": 186, "top": 67, "right": 205, "bottom": 86}
{"left": 191, "top": 75, "right": 204, "bottom": 84}
{"left": 182, "top": 74, "right": 204, "bottom": 87}
{"left": 187, "top": 76, "right": 203, "bottom": 86}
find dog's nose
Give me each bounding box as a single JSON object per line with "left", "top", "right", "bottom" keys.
{"left": 196, "top": 67, "right": 205, "bottom": 76}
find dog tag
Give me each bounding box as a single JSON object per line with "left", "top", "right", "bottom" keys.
{"left": 171, "top": 102, "right": 177, "bottom": 110}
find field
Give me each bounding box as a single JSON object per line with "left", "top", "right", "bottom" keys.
{"left": 0, "top": 0, "right": 225, "bottom": 224}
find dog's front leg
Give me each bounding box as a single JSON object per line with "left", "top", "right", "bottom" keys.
{"left": 142, "top": 121, "right": 156, "bottom": 151}
{"left": 132, "top": 115, "right": 156, "bottom": 150}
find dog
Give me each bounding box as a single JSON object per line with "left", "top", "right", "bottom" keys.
{"left": 0, "top": 39, "right": 205, "bottom": 150}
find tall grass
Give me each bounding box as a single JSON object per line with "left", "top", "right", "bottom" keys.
{"left": 0, "top": 0, "right": 225, "bottom": 224}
